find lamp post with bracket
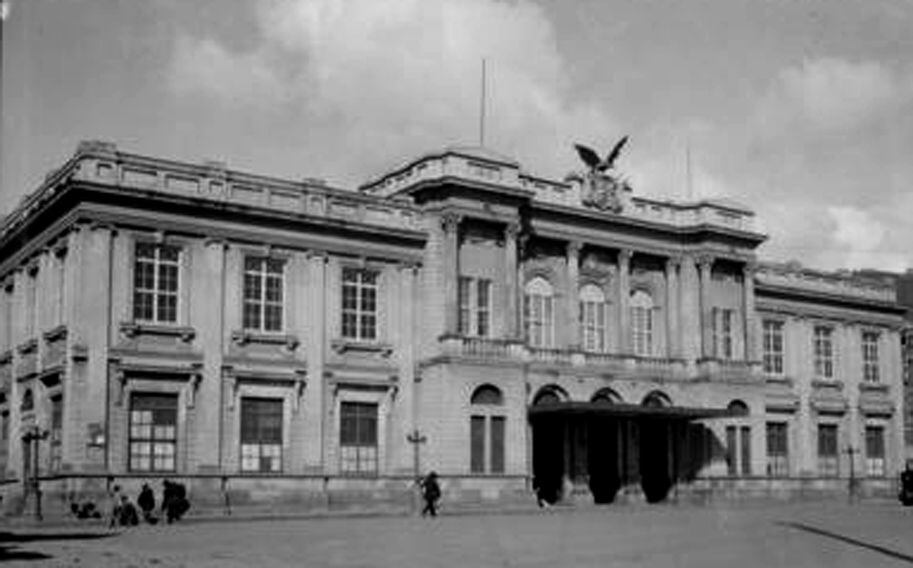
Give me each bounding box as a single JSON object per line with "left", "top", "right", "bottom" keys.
{"left": 22, "top": 424, "right": 50, "bottom": 521}
{"left": 406, "top": 428, "right": 427, "bottom": 514}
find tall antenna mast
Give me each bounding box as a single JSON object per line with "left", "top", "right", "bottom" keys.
{"left": 479, "top": 58, "right": 487, "bottom": 147}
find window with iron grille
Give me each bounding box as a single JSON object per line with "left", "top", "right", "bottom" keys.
{"left": 458, "top": 277, "right": 492, "bottom": 337}
{"left": 133, "top": 243, "right": 180, "bottom": 323}
{"left": 341, "top": 268, "right": 378, "bottom": 341}
{"left": 762, "top": 320, "right": 784, "bottom": 375}
{"left": 862, "top": 332, "right": 880, "bottom": 383}
{"left": 50, "top": 395, "right": 63, "bottom": 472}
{"left": 240, "top": 398, "right": 283, "bottom": 473}
{"left": 129, "top": 393, "right": 177, "bottom": 472}
{"left": 766, "top": 422, "right": 789, "bottom": 477}
{"left": 865, "top": 425, "right": 885, "bottom": 477}
{"left": 817, "top": 424, "right": 839, "bottom": 477}
{"left": 243, "top": 258, "right": 284, "bottom": 332}
{"left": 813, "top": 326, "right": 834, "bottom": 378}
{"left": 340, "top": 402, "right": 378, "bottom": 475}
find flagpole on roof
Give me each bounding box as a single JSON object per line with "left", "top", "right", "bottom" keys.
{"left": 479, "top": 58, "right": 487, "bottom": 147}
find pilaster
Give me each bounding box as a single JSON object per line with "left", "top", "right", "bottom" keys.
{"left": 441, "top": 213, "right": 461, "bottom": 336}
{"left": 697, "top": 255, "right": 714, "bottom": 359}
{"left": 303, "top": 250, "right": 328, "bottom": 471}
{"left": 665, "top": 256, "right": 680, "bottom": 358}
{"left": 742, "top": 261, "right": 759, "bottom": 363}
{"left": 504, "top": 222, "right": 520, "bottom": 339}
{"left": 566, "top": 241, "right": 581, "bottom": 349}
{"left": 616, "top": 249, "right": 632, "bottom": 355}
{"left": 679, "top": 255, "right": 700, "bottom": 363}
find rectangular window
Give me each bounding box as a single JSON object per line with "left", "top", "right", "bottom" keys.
{"left": 862, "top": 332, "right": 880, "bottom": 383}
{"left": 50, "top": 396, "right": 63, "bottom": 472}
{"left": 340, "top": 402, "right": 378, "bottom": 475}
{"left": 458, "top": 277, "right": 492, "bottom": 337}
{"left": 726, "top": 425, "right": 738, "bottom": 476}
{"left": 740, "top": 426, "right": 751, "bottom": 476}
{"left": 133, "top": 243, "right": 180, "bottom": 324}
{"left": 242, "top": 257, "right": 284, "bottom": 332}
{"left": 458, "top": 277, "right": 472, "bottom": 335}
{"left": 581, "top": 300, "right": 607, "bottom": 353}
{"left": 762, "top": 320, "right": 784, "bottom": 375}
{"left": 712, "top": 308, "right": 734, "bottom": 359}
{"left": 631, "top": 306, "right": 653, "bottom": 356}
{"left": 1, "top": 410, "right": 8, "bottom": 442}
{"left": 865, "top": 425, "right": 885, "bottom": 477}
{"left": 813, "top": 326, "right": 834, "bottom": 379}
{"left": 341, "top": 268, "right": 378, "bottom": 341}
{"left": 525, "top": 294, "right": 554, "bottom": 348}
{"left": 240, "top": 397, "right": 283, "bottom": 473}
{"left": 470, "top": 415, "right": 485, "bottom": 473}
{"left": 817, "top": 424, "right": 839, "bottom": 477}
{"left": 490, "top": 416, "right": 505, "bottom": 474}
{"left": 766, "top": 422, "right": 789, "bottom": 477}
{"left": 476, "top": 280, "right": 491, "bottom": 337}
{"left": 129, "top": 393, "right": 177, "bottom": 472}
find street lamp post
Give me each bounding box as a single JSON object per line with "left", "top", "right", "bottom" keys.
{"left": 406, "top": 428, "right": 427, "bottom": 514}
{"left": 22, "top": 425, "right": 50, "bottom": 521}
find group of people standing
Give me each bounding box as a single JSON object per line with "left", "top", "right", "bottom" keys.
{"left": 102, "top": 479, "right": 190, "bottom": 528}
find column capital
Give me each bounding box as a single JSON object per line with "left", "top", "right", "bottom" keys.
{"left": 617, "top": 248, "right": 633, "bottom": 265}
{"left": 203, "top": 237, "right": 229, "bottom": 249}
{"left": 742, "top": 259, "right": 759, "bottom": 276}
{"left": 440, "top": 212, "right": 462, "bottom": 234}
{"left": 665, "top": 255, "right": 683, "bottom": 272}
{"left": 504, "top": 221, "right": 522, "bottom": 240}
{"left": 567, "top": 241, "right": 583, "bottom": 257}
{"left": 306, "top": 249, "right": 329, "bottom": 262}
{"left": 696, "top": 254, "right": 715, "bottom": 272}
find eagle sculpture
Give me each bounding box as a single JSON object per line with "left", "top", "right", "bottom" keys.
{"left": 573, "top": 136, "right": 629, "bottom": 173}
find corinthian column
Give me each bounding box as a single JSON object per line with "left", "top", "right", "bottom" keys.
{"left": 441, "top": 212, "right": 461, "bottom": 336}
{"left": 566, "top": 241, "right": 582, "bottom": 348}
{"left": 617, "top": 249, "right": 632, "bottom": 354}
{"left": 697, "top": 255, "right": 714, "bottom": 359}
{"left": 743, "top": 261, "right": 758, "bottom": 362}
{"left": 504, "top": 221, "right": 520, "bottom": 339}
{"left": 665, "top": 256, "right": 681, "bottom": 358}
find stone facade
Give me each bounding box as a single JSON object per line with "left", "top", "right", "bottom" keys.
{"left": 0, "top": 141, "right": 906, "bottom": 516}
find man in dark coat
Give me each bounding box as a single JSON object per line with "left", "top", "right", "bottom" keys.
{"left": 137, "top": 483, "right": 156, "bottom": 523}
{"left": 420, "top": 471, "right": 441, "bottom": 517}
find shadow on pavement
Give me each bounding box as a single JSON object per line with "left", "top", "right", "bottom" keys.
{"left": 777, "top": 521, "right": 913, "bottom": 564}
{"left": 0, "top": 531, "right": 114, "bottom": 563}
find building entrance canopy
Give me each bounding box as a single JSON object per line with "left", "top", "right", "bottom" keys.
{"left": 527, "top": 401, "right": 735, "bottom": 421}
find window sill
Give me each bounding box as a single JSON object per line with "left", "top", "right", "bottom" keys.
{"left": 232, "top": 330, "right": 300, "bottom": 351}
{"left": 121, "top": 321, "right": 195, "bottom": 342}
{"left": 331, "top": 339, "right": 393, "bottom": 357}
{"left": 17, "top": 338, "right": 38, "bottom": 355}
{"left": 42, "top": 325, "right": 68, "bottom": 343}
{"left": 860, "top": 382, "right": 889, "bottom": 393}
{"left": 0, "top": 350, "right": 12, "bottom": 366}
{"left": 764, "top": 375, "right": 793, "bottom": 386}
{"left": 811, "top": 379, "right": 844, "bottom": 391}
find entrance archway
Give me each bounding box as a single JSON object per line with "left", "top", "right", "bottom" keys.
{"left": 587, "top": 389, "right": 622, "bottom": 503}
{"left": 639, "top": 391, "right": 673, "bottom": 503}
{"left": 531, "top": 388, "right": 566, "bottom": 504}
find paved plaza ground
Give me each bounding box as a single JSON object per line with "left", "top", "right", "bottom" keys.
{"left": 2, "top": 500, "right": 912, "bottom": 567}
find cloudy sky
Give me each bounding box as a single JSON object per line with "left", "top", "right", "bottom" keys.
{"left": 3, "top": 0, "right": 912, "bottom": 271}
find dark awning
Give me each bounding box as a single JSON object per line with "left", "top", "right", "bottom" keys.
{"left": 527, "top": 401, "right": 736, "bottom": 421}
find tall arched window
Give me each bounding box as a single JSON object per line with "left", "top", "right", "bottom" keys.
{"left": 470, "top": 384, "right": 505, "bottom": 474}
{"left": 630, "top": 290, "right": 654, "bottom": 356}
{"left": 726, "top": 400, "right": 752, "bottom": 477}
{"left": 579, "top": 284, "right": 608, "bottom": 352}
{"left": 524, "top": 277, "right": 554, "bottom": 348}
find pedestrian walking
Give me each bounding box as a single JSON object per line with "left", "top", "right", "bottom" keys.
{"left": 118, "top": 494, "right": 140, "bottom": 527}
{"left": 106, "top": 485, "right": 122, "bottom": 529}
{"left": 137, "top": 483, "right": 157, "bottom": 524}
{"left": 420, "top": 471, "right": 441, "bottom": 518}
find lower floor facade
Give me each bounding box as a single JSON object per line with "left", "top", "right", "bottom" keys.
{"left": 0, "top": 352, "right": 906, "bottom": 517}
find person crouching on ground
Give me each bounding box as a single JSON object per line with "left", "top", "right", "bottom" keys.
{"left": 420, "top": 471, "right": 441, "bottom": 518}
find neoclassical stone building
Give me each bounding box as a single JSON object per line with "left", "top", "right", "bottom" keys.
{"left": 0, "top": 141, "right": 906, "bottom": 515}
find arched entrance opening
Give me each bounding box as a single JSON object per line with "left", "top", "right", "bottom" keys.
{"left": 587, "top": 389, "right": 622, "bottom": 503}
{"left": 640, "top": 391, "right": 674, "bottom": 503}
{"left": 531, "top": 387, "right": 565, "bottom": 504}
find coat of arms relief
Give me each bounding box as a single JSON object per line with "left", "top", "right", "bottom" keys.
{"left": 565, "top": 137, "right": 632, "bottom": 214}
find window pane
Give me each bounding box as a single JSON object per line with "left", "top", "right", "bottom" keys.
{"left": 470, "top": 415, "right": 485, "bottom": 473}
{"left": 490, "top": 416, "right": 505, "bottom": 474}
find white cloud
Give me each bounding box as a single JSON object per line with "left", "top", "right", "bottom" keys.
{"left": 755, "top": 58, "right": 903, "bottom": 135}
{"left": 166, "top": 0, "right": 618, "bottom": 182}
